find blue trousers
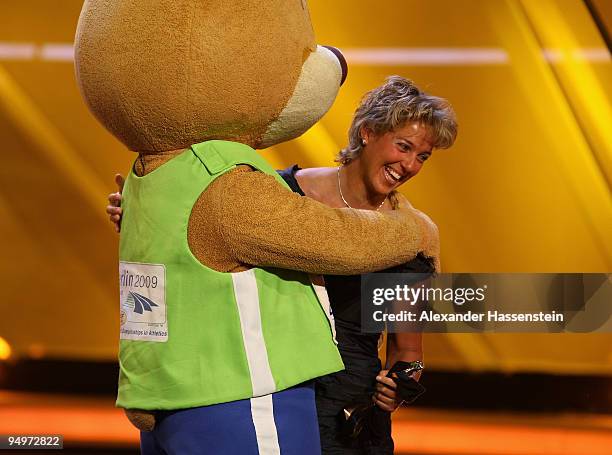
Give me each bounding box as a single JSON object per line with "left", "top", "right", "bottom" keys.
{"left": 140, "top": 382, "right": 321, "bottom": 455}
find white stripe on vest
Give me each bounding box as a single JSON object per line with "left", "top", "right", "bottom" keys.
{"left": 232, "top": 269, "right": 277, "bottom": 396}
{"left": 250, "top": 395, "right": 281, "bottom": 455}
{"left": 310, "top": 274, "right": 337, "bottom": 344}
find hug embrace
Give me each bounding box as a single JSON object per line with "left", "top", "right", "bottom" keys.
{"left": 76, "top": 1, "right": 456, "bottom": 453}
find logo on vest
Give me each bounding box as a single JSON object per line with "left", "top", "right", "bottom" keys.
{"left": 125, "top": 291, "right": 159, "bottom": 314}
{"left": 119, "top": 261, "right": 167, "bottom": 342}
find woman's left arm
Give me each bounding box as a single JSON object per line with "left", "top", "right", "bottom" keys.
{"left": 373, "top": 332, "right": 423, "bottom": 412}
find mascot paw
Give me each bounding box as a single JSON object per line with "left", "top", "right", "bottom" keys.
{"left": 125, "top": 409, "right": 156, "bottom": 432}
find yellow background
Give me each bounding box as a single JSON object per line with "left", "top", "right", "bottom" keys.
{"left": 0, "top": 0, "right": 610, "bottom": 375}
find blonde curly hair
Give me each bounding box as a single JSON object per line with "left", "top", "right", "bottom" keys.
{"left": 336, "top": 76, "right": 457, "bottom": 165}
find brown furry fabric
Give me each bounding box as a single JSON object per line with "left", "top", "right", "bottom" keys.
{"left": 75, "top": 0, "right": 315, "bottom": 151}
{"left": 132, "top": 155, "right": 439, "bottom": 274}
{"left": 188, "top": 166, "right": 439, "bottom": 274}
{"left": 124, "top": 409, "right": 155, "bottom": 433}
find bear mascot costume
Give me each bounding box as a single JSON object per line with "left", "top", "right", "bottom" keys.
{"left": 75, "top": 1, "right": 439, "bottom": 453}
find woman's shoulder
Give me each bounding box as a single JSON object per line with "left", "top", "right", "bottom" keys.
{"left": 295, "top": 166, "right": 337, "bottom": 200}
{"left": 295, "top": 166, "right": 335, "bottom": 179}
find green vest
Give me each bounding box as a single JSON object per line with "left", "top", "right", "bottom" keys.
{"left": 117, "top": 140, "right": 343, "bottom": 410}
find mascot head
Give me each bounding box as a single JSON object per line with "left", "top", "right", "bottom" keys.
{"left": 75, "top": 0, "right": 347, "bottom": 152}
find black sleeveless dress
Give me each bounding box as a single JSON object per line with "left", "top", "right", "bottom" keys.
{"left": 277, "top": 165, "right": 434, "bottom": 455}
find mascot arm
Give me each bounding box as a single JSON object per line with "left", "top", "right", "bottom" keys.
{"left": 189, "top": 167, "right": 439, "bottom": 274}
{"left": 391, "top": 192, "right": 441, "bottom": 271}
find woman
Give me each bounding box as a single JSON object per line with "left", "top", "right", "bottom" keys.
{"left": 107, "top": 76, "right": 457, "bottom": 454}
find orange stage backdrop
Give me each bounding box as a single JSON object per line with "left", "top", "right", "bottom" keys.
{"left": 0, "top": 0, "right": 610, "bottom": 377}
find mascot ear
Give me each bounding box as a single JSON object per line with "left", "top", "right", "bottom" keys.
{"left": 259, "top": 45, "right": 348, "bottom": 149}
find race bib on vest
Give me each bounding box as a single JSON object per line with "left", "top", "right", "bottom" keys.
{"left": 119, "top": 261, "right": 167, "bottom": 342}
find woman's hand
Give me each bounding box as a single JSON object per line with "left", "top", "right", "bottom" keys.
{"left": 373, "top": 370, "right": 401, "bottom": 412}
{"left": 106, "top": 174, "right": 125, "bottom": 233}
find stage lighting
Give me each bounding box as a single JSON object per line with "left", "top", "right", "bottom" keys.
{"left": 0, "top": 337, "right": 11, "bottom": 361}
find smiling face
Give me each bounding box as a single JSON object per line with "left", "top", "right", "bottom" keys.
{"left": 358, "top": 122, "right": 434, "bottom": 197}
